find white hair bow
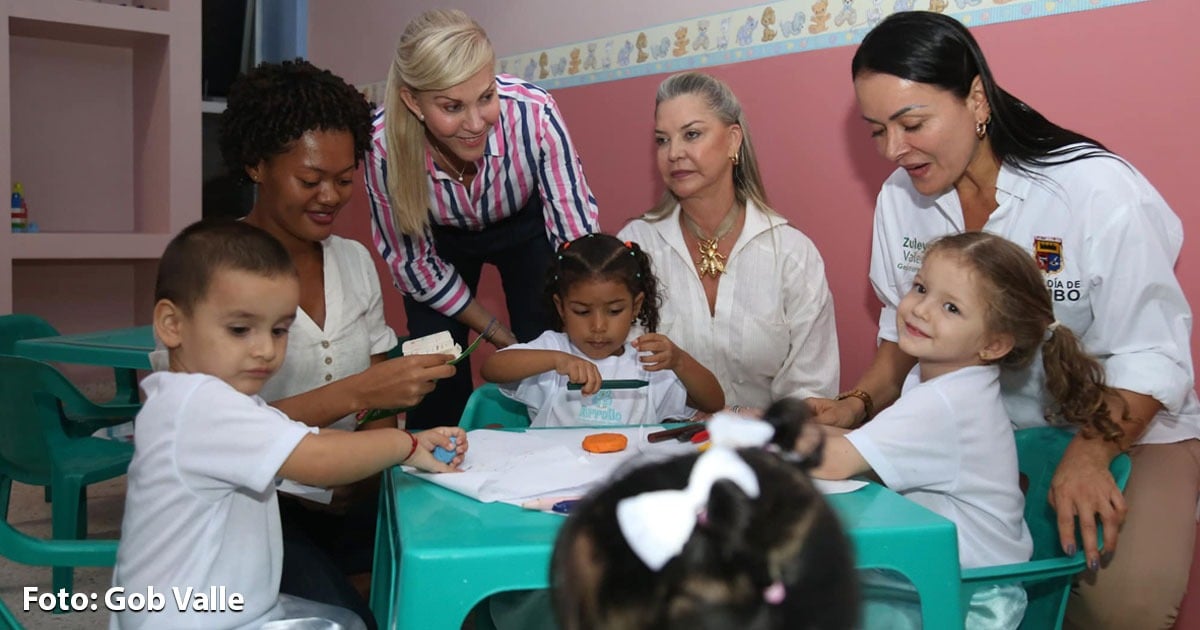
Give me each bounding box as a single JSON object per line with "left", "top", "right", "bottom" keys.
{"left": 616, "top": 413, "right": 775, "bottom": 571}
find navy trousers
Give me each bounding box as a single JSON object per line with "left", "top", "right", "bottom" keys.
{"left": 278, "top": 489, "right": 379, "bottom": 630}
{"left": 401, "top": 195, "right": 554, "bottom": 430}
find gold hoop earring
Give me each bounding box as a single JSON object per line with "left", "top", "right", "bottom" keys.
{"left": 975, "top": 117, "right": 990, "bottom": 139}
{"left": 729, "top": 153, "right": 740, "bottom": 166}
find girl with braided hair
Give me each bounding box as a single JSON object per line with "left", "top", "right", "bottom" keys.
{"left": 481, "top": 233, "right": 724, "bottom": 427}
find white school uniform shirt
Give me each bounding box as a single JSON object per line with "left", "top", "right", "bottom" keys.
{"left": 257, "top": 235, "right": 399, "bottom": 432}
{"left": 617, "top": 201, "right": 840, "bottom": 409}
{"left": 112, "top": 372, "right": 317, "bottom": 629}
{"left": 847, "top": 365, "right": 1033, "bottom": 569}
{"left": 869, "top": 153, "right": 1200, "bottom": 445}
{"left": 497, "top": 331, "right": 695, "bottom": 428}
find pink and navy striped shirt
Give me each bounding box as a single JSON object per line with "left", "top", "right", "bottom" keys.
{"left": 366, "top": 74, "right": 599, "bottom": 317}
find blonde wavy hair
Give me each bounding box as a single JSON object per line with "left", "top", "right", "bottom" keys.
{"left": 384, "top": 9, "right": 494, "bottom": 235}
{"left": 644, "top": 72, "right": 776, "bottom": 220}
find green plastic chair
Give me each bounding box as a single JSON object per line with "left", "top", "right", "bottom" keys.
{"left": 0, "top": 355, "right": 136, "bottom": 595}
{"left": 0, "top": 314, "right": 141, "bottom": 435}
{"left": 459, "top": 383, "right": 531, "bottom": 431}
{"left": 960, "top": 426, "right": 1132, "bottom": 630}
{"left": 0, "top": 516, "right": 117, "bottom": 628}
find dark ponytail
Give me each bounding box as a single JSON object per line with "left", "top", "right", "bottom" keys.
{"left": 551, "top": 447, "right": 858, "bottom": 630}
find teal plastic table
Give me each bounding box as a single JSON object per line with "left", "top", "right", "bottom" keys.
{"left": 371, "top": 462, "right": 963, "bottom": 630}
{"left": 12, "top": 325, "right": 154, "bottom": 370}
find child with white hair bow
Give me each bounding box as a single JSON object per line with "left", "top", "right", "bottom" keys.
{"left": 550, "top": 404, "right": 858, "bottom": 630}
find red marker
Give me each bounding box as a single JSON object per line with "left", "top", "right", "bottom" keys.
{"left": 690, "top": 429, "right": 710, "bottom": 444}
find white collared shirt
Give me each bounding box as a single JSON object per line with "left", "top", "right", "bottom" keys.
{"left": 869, "top": 151, "right": 1199, "bottom": 444}
{"left": 619, "top": 201, "right": 840, "bottom": 408}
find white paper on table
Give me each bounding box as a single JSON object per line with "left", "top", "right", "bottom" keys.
{"left": 813, "top": 478, "right": 868, "bottom": 495}
{"left": 407, "top": 427, "right": 867, "bottom": 504}
{"left": 407, "top": 427, "right": 696, "bottom": 505}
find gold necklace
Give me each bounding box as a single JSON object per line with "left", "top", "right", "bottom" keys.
{"left": 681, "top": 203, "right": 741, "bottom": 278}
{"left": 429, "top": 142, "right": 468, "bottom": 182}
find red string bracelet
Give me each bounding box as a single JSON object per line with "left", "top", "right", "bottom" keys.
{"left": 400, "top": 430, "right": 420, "bottom": 463}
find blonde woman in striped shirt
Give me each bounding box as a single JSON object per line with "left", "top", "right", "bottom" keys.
{"left": 367, "top": 9, "right": 599, "bottom": 428}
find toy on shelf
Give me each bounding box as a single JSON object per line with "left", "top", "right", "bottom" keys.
{"left": 10, "top": 182, "right": 28, "bottom": 232}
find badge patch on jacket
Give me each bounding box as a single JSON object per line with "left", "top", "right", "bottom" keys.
{"left": 1034, "top": 236, "right": 1063, "bottom": 275}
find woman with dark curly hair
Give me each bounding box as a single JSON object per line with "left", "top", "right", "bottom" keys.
{"left": 219, "top": 59, "right": 459, "bottom": 629}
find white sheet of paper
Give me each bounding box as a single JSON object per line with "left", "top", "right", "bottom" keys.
{"left": 276, "top": 479, "right": 333, "bottom": 504}
{"left": 813, "top": 478, "right": 868, "bottom": 494}
{"left": 407, "top": 427, "right": 866, "bottom": 506}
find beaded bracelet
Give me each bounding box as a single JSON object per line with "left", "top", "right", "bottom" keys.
{"left": 481, "top": 317, "right": 500, "bottom": 342}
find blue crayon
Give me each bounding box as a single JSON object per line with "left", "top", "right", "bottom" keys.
{"left": 551, "top": 499, "right": 580, "bottom": 514}
{"left": 520, "top": 496, "right": 581, "bottom": 511}
{"left": 433, "top": 436, "right": 457, "bottom": 464}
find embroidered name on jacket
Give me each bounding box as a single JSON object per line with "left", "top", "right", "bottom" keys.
{"left": 897, "top": 236, "right": 928, "bottom": 272}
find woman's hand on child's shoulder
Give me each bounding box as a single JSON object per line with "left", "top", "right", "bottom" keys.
{"left": 409, "top": 426, "right": 469, "bottom": 473}
{"left": 553, "top": 352, "right": 602, "bottom": 395}
{"left": 633, "top": 333, "right": 680, "bottom": 371}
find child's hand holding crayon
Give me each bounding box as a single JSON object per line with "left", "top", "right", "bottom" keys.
{"left": 553, "top": 352, "right": 603, "bottom": 395}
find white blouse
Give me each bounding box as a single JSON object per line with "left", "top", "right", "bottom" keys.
{"left": 618, "top": 201, "right": 840, "bottom": 408}
{"left": 258, "top": 235, "right": 398, "bottom": 431}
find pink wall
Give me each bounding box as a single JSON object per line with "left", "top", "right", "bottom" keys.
{"left": 316, "top": 0, "right": 1200, "bottom": 390}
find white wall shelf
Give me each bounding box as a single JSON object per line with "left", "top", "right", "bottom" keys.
{"left": 0, "top": 0, "right": 200, "bottom": 322}
{"left": 8, "top": 0, "right": 173, "bottom": 38}
{"left": 9, "top": 232, "right": 175, "bottom": 260}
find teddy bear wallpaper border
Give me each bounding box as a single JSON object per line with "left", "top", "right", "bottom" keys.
{"left": 355, "top": 0, "right": 1147, "bottom": 102}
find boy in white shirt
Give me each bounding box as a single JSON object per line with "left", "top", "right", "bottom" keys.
{"left": 111, "top": 220, "right": 466, "bottom": 629}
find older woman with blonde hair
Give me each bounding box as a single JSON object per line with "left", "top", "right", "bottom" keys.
{"left": 367, "top": 9, "right": 599, "bottom": 429}
{"left": 618, "top": 72, "right": 840, "bottom": 413}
